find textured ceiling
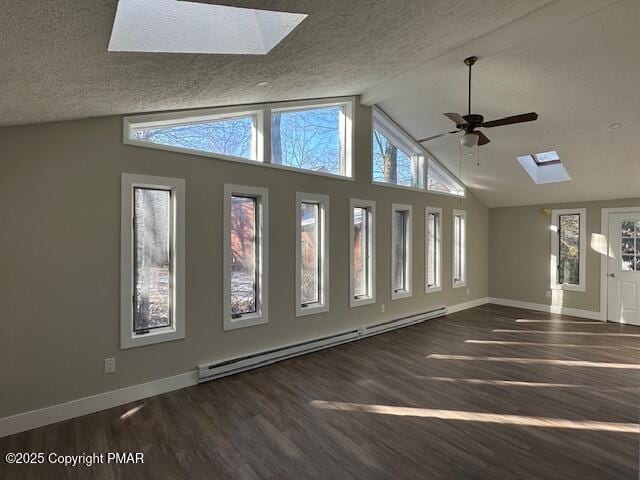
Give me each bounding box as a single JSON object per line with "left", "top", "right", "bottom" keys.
{"left": 0, "top": 0, "right": 551, "bottom": 126}
{"left": 376, "top": 0, "right": 639, "bottom": 207}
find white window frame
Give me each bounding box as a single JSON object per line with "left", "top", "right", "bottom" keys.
{"left": 452, "top": 209, "right": 467, "bottom": 289}
{"left": 425, "top": 206, "right": 442, "bottom": 293}
{"left": 391, "top": 203, "right": 413, "bottom": 300}
{"left": 123, "top": 97, "right": 355, "bottom": 181}
{"left": 371, "top": 107, "right": 465, "bottom": 197}
{"left": 296, "top": 192, "right": 330, "bottom": 316}
{"left": 223, "top": 184, "right": 269, "bottom": 331}
{"left": 550, "top": 208, "right": 586, "bottom": 292}
{"left": 350, "top": 199, "right": 376, "bottom": 307}
{"left": 120, "top": 173, "right": 185, "bottom": 349}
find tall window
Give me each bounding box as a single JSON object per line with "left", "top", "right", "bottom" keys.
{"left": 121, "top": 174, "right": 185, "bottom": 349}
{"left": 224, "top": 185, "right": 269, "bottom": 330}
{"left": 124, "top": 97, "right": 354, "bottom": 179}
{"left": 350, "top": 199, "right": 376, "bottom": 307}
{"left": 551, "top": 208, "right": 586, "bottom": 291}
{"left": 296, "top": 193, "right": 329, "bottom": 316}
{"left": 452, "top": 210, "right": 467, "bottom": 288}
{"left": 371, "top": 107, "right": 465, "bottom": 197}
{"left": 426, "top": 207, "right": 442, "bottom": 293}
{"left": 391, "top": 204, "right": 412, "bottom": 299}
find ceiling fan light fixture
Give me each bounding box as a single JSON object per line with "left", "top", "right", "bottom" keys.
{"left": 461, "top": 132, "right": 479, "bottom": 148}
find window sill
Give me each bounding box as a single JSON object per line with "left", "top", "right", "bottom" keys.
{"left": 426, "top": 286, "right": 442, "bottom": 294}
{"left": 391, "top": 290, "right": 412, "bottom": 300}
{"left": 224, "top": 314, "right": 268, "bottom": 331}
{"left": 121, "top": 326, "right": 184, "bottom": 349}
{"left": 452, "top": 282, "right": 467, "bottom": 289}
{"left": 551, "top": 284, "right": 586, "bottom": 293}
{"left": 350, "top": 296, "right": 376, "bottom": 308}
{"left": 371, "top": 180, "right": 465, "bottom": 198}
{"left": 296, "top": 304, "right": 329, "bottom": 317}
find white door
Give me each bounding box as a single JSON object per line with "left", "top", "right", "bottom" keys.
{"left": 607, "top": 212, "right": 640, "bottom": 325}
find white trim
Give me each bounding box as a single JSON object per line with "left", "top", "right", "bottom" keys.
{"left": 223, "top": 184, "right": 269, "bottom": 331}
{"left": 0, "top": 370, "right": 198, "bottom": 439}
{"left": 1, "top": 296, "right": 491, "bottom": 438}
{"left": 120, "top": 173, "right": 186, "bottom": 349}
{"left": 599, "top": 206, "right": 640, "bottom": 322}
{"left": 391, "top": 203, "right": 413, "bottom": 299}
{"left": 550, "top": 208, "right": 586, "bottom": 292}
{"left": 296, "top": 192, "right": 330, "bottom": 317}
{"left": 349, "top": 198, "right": 376, "bottom": 307}
{"left": 124, "top": 96, "right": 355, "bottom": 181}
{"left": 447, "top": 297, "right": 490, "bottom": 314}
{"left": 489, "top": 297, "right": 601, "bottom": 320}
{"left": 425, "top": 206, "right": 443, "bottom": 293}
{"left": 370, "top": 107, "right": 465, "bottom": 198}
{"left": 452, "top": 209, "right": 467, "bottom": 288}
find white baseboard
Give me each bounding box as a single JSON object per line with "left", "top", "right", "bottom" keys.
{"left": 0, "top": 297, "right": 487, "bottom": 439}
{"left": 447, "top": 297, "right": 489, "bottom": 314}
{"left": 488, "top": 297, "right": 602, "bottom": 320}
{"left": 0, "top": 370, "right": 198, "bottom": 439}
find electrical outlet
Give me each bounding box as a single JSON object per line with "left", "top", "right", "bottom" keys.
{"left": 466, "top": 288, "right": 470, "bottom": 295}
{"left": 104, "top": 357, "right": 116, "bottom": 374}
{"left": 381, "top": 303, "right": 386, "bottom": 313}
{"left": 545, "top": 290, "right": 551, "bottom": 298}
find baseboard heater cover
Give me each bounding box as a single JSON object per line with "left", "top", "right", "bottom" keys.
{"left": 198, "top": 306, "right": 447, "bottom": 383}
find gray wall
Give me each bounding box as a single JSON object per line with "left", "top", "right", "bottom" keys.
{"left": 0, "top": 99, "right": 489, "bottom": 418}
{"left": 489, "top": 198, "right": 640, "bottom": 312}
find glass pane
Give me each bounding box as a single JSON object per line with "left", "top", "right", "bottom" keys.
{"left": 559, "top": 214, "right": 580, "bottom": 285}
{"left": 230, "top": 196, "right": 257, "bottom": 315}
{"left": 133, "top": 116, "right": 255, "bottom": 160}
{"left": 621, "top": 238, "right": 637, "bottom": 254}
{"left": 622, "top": 255, "right": 635, "bottom": 271}
{"left": 372, "top": 129, "right": 415, "bottom": 187}
{"left": 272, "top": 106, "right": 342, "bottom": 175}
{"left": 394, "top": 211, "right": 407, "bottom": 291}
{"left": 453, "top": 216, "right": 461, "bottom": 281}
{"left": 134, "top": 188, "right": 171, "bottom": 332}
{"left": 621, "top": 221, "right": 636, "bottom": 237}
{"left": 427, "top": 213, "right": 437, "bottom": 287}
{"left": 301, "top": 202, "right": 320, "bottom": 304}
{"left": 427, "top": 159, "right": 464, "bottom": 196}
{"left": 353, "top": 207, "right": 368, "bottom": 298}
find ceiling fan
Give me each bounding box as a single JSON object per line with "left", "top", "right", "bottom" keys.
{"left": 418, "top": 56, "right": 538, "bottom": 147}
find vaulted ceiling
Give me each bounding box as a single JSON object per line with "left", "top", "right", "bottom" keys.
{"left": 1, "top": 0, "right": 636, "bottom": 207}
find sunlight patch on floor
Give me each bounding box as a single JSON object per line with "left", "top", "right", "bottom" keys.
{"left": 309, "top": 401, "right": 640, "bottom": 433}
{"left": 427, "top": 354, "right": 640, "bottom": 369}
{"left": 492, "top": 329, "right": 640, "bottom": 337}
{"left": 422, "top": 376, "right": 639, "bottom": 391}
{"left": 464, "top": 339, "right": 640, "bottom": 350}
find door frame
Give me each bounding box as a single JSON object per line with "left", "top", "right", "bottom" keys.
{"left": 600, "top": 206, "right": 640, "bottom": 321}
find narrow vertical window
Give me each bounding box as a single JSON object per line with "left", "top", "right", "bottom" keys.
{"left": 224, "top": 185, "right": 269, "bottom": 330}
{"left": 551, "top": 209, "right": 586, "bottom": 291}
{"left": 296, "top": 193, "right": 329, "bottom": 316}
{"left": 391, "top": 204, "right": 412, "bottom": 299}
{"left": 121, "top": 174, "right": 185, "bottom": 349}
{"left": 426, "top": 207, "right": 442, "bottom": 293}
{"left": 133, "top": 187, "right": 172, "bottom": 333}
{"left": 350, "top": 199, "right": 376, "bottom": 307}
{"left": 452, "top": 210, "right": 467, "bottom": 288}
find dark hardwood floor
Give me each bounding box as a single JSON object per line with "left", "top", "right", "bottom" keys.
{"left": 1, "top": 304, "right": 639, "bottom": 479}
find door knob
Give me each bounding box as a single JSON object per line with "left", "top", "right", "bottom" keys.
{"left": 608, "top": 273, "right": 616, "bottom": 278}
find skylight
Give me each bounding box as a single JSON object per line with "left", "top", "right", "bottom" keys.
{"left": 108, "top": 0, "right": 307, "bottom": 55}
{"left": 517, "top": 151, "right": 571, "bottom": 184}
{"left": 532, "top": 150, "right": 560, "bottom": 166}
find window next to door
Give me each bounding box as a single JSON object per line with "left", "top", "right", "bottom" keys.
{"left": 551, "top": 208, "right": 586, "bottom": 292}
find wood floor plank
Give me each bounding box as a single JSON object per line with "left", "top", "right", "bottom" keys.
{"left": 1, "top": 305, "right": 638, "bottom": 479}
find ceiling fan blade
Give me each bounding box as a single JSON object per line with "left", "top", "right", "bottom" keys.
{"left": 418, "top": 130, "right": 460, "bottom": 143}
{"left": 477, "top": 131, "right": 490, "bottom": 146}
{"left": 444, "top": 113, "right": 466, "bottom": 126}
{"left": 482, "top": 112, "right": 538, "bottom": 128}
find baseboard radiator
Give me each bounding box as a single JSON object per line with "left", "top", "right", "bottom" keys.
{"left": 198, "top": 306, "right": 447, "bottom": 383}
